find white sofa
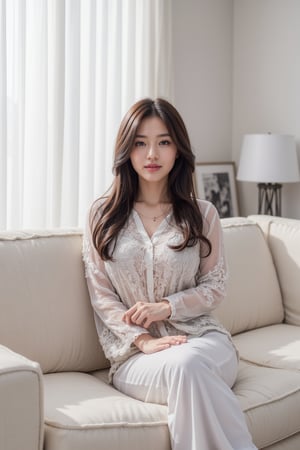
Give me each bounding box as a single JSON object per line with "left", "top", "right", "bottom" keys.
{"left": 1, "top": 215, "right": 300, "bottom": 450}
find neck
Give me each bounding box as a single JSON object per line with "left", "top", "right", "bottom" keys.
{"left": 136, "top": 180, "right": 170, "bottom": 206}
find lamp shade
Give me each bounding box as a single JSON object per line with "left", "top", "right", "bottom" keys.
{"left": 237, "top": 134, "right": 300, "bottom": 183}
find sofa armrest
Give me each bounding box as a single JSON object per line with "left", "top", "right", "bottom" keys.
{"left": 0, "top": 345, "right": 44, "bottom": 450}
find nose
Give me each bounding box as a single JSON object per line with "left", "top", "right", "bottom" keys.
{"left": 147, "top": 143, "right": 158, "bottom": 160}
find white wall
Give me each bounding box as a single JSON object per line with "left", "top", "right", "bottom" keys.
{"left": 172, "top": 0, "right": 233, "bottom": 163}
{"left": 172, "top": 0, "right": 300, "bottom": 218}
{"left": 233, "top": 0, "right": 300, "bottom": 218}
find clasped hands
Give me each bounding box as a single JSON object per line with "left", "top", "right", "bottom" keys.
{"left": 122, "top": 301, "right": 187, "bottom": 354}
{"left": 122, "top": 300, "right": 171, "bottom": 328}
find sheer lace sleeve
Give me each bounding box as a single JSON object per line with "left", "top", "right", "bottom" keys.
{"left": 82, "top": 203, "right": 148, "bottom": 353}
{"left": 164, "top": 201, "right": 228, "bottom": 321}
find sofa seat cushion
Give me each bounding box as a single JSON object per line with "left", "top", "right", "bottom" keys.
{"left": 234, "top": 360, "right": 300, "bottom": 449}
{"left": 43, "top": 371, "right": 170, "bottom": 450}
{"left": 233, "top": 324, "right": 300, "bottom": 370}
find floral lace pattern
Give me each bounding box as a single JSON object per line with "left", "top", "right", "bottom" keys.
{"left": 83, "top": 199, "right": 229, "bottom": 381}
{"left": 196, "top": 257, "right": 228, "bottom": 306}
{"left": 82, "top": 236, "right": 100, "bottom": 277}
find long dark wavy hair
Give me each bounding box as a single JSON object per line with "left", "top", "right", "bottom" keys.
{"left": 91, "top": 97, "right": 212, "bottom": 260}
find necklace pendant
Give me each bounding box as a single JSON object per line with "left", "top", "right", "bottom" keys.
{"left": 153, "top": 216, "right": 157, "bottom": 222}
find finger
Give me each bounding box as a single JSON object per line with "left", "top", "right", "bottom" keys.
{"left": 170, "top": 335, "right": 187, "bottom": 341}
{"left": 166, "top": 336, "right": 187, "bottom": 346}
{"left": 127, "top": 305, "right": 137, "bottom": 316}
{"left": 131, "top": 308, "right": 148, "bottom": 325}
{"left": 123, "top": 305, "right": 137, "bottom": 321}
{"left": 131, "top": 310, "right": 142, "bottom": 322}
{"left": 134, "top": 315, "right": 147, "bottom": 326}
{"left": 152, "top": 343, "right": 170, "bottom": 353}
{"left": 122, "top": 313, "right": 131, "bottom": 325}
{"left": 143, "top": 317, "right": 152, "bottom": 328}
{"left": 123, "top": 307, "right": 137, "bottom": 324}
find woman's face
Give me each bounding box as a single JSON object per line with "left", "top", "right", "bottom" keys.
{"left": 130, "top": 116, "right": 178, "bottom": 186}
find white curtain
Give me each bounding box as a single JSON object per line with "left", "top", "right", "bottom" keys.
{"left": 0, "top": 0, "right": 173, "bottom": 230}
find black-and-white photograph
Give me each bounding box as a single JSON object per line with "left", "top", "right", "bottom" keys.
{"left": 195, "top": 163, "right": 239, "bottom": 218}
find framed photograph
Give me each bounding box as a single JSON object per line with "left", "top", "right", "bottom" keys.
{"left": 194, "top": 162, "right": 239, "bottom": 218}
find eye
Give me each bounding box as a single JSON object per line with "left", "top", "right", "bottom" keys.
{"left": 134, "top": 140, "right": 146, "bottom": 147}
{"left": 159, "top": 139, "right": 171, "bottom": 146}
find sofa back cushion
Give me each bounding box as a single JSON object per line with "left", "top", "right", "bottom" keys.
{"left": 0, "top": 230, "right": 109, "bottom": 374}
{"left": 214, "top": 218, "right": 284, "bottom": 335}
{"left": 249, "top": 216, "right": 300, "bottom": 326}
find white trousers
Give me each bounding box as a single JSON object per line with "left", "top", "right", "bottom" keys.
{"left": 113, "top": 332, "right": 257, "bottom": 450}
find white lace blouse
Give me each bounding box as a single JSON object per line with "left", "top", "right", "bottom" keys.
{"left": 83, "top": 199, "right": 229, "bottom": 381}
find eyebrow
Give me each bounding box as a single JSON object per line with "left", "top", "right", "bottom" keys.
{"left": 135, "top": 133, "right": 171, "bottom": 138}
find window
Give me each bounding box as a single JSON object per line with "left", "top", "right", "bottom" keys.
{"left": 0, "top": 0, "right": 173, "bottom": 229}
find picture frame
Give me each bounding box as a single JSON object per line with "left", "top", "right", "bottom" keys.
{"left": 194, "top": 162, "right": 239, "bottom": 218}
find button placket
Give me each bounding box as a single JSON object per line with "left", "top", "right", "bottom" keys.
{"left": 145, "top": 241, "right": 155, "bottom": 303}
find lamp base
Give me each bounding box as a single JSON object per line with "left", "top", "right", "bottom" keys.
{"left": 257, "top": 183, "right": 282, "bottom": 216}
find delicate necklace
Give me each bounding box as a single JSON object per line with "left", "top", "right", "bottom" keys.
{"left": 135, "top": 205, "right": 171, "bottom": 222}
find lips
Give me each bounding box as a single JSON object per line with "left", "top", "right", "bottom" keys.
{"left": 144, "top": 164, "right": 161, "bottom": 169}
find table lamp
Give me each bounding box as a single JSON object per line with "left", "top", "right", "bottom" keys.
{"left": 237, "top": 134, "right": 300, "bottom": 216}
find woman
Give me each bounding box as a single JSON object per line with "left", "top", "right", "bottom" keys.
{"left": 83, "top": 98, "right": 257, "bottom": 450}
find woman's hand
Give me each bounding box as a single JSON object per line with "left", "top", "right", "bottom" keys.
{"left": 122, "top": 300, "right": 171, "bottom": 328}
{"left": 134, "top": 333, "right": 187, "bottom": 354}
